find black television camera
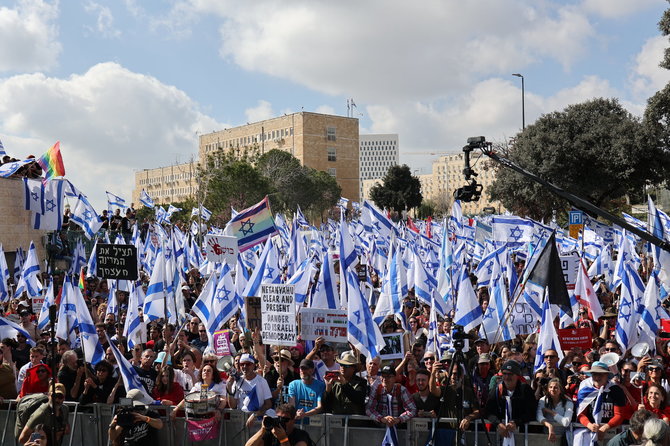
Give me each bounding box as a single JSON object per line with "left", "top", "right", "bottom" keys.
{"left": 452, "top": 324, "right": 468, "bottom": 351}
{"left": 115, "top": 403, "right": 146, "bottom": 429}
{"left": 262, "top": 415, "right": 286, "bottom": 430}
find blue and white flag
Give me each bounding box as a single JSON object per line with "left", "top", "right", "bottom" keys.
{"left": 337, "top": 197, "right": 349, "bottom": 210}
{"left": 0, "top": 159, "right": 32, "bottom": 178}
{"left": 288, "top": 258, "right": 317, "bottom": 306}
{"left": 338, "top": 216, "right": 359, "bottom": 308}
{"left": 0, "top": 315, "right": 35, "bottom": 346}
{"left": 615, "top": 263, "right": 645, "bottom": 351}
{"left": 139, "top": 189, "right": 154, "bottom": 208}
{"left": 37, "top": 280, "right": 55, "bottom": 331}
{"left": 14, "top": 241, "right": 42, "bottom": 299}
{"left": 32, "top": 178, "right": 64, "bottom": 230}
{"left": 192, "top": 274, "right": 218, "bottom": 342}
{"left": 426, "top": 298, "right": 441, "bottom": 357}
{"left": 373, "top": 243, "right": 406, "bottom": 324}
{"left": 86, "top": 239, "right": 98, "bottom": 278}
{"left": 295, "top": 205, "right": 309, "bottom": 227}
{"left": 143, "top": 246, "right": 167, "bottom": 321}
{"left": 453, "top": 265, "right": 483, "bottom": 332}
{"left": 23, "top": 178, "right": 44, "bottom": 214}
{"left": 638, "top": 271, "right": 669, "bottom": 347}
{"left": 648, "top": 196, "right": 670, "bottom": 290}
{"left": 123, "top": 283, "right": 147, "bottom": 349}
{"left": 346, "top": 269, "right": 385, "bottom": 359}
{"left": 105, "top": 332, "right": 153, "bottom": 403}
{"left": 0, "top": 139, "right": 5, "bottom": 156}
{"left": 166, "top": 204, "right": 182, "bottom": 220}
{"left": 199, "top": 206, "right": 212, "bottom": 222}
{"left": 208, "top": 263, "right": 240, "bottom": 339}
{"left": 242, "top": 239, "right": 281, "bottom": 298}
{"left": 59, "top": 276, "right": 104, "bottom": 364}
{"left": 70, "top": 193, "right": 103, "bottom": 239}
{"left": 492, "top": 215, "right": 534, "bottom": 246}
{"left": 311, "top": 250, "right": 339, "bottom": 310}
{"left": 534, "top": 297, "right": 564, "bottom": 372}
{"left": 363, "top": 200, "right": 397, "bottom": 240}
{"left": 106, "top": 191, "right": 127, "bottom": 209}
{"left": 0, "top": 245, "right": 9, "bottom": 303}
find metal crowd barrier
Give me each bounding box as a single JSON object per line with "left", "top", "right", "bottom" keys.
{"left": 0, "top": 403, "right": 626, "bottom": 446}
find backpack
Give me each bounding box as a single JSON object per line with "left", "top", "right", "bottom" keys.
{"left": 15, "top": 393, "right": 49, "bottom": 438}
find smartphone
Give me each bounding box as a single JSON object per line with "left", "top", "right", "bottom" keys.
{"left": 324, "top": 371, "right": 340, "bottom": 380}
{"left": 30, "top": 432, "right": 42, "bottom": 442}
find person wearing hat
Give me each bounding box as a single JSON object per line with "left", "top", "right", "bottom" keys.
{"left": 322, "top": 352, "right": 367, "bottom": 416}
{"left": 287, "top": 359, "right": 325, "bottom": 420}
{"left": 472, "top": 353, "right": 494, "bottom": 409}
{"left": 573, "top": 361, "right": 627, "bottom": 445}
{"left": 227, "top": 353, "right": 273, "bottom": 428}
{"left": 108, "top": 388, "right": 163, "bottom": 446}
{"left": 639, "top": 359, "right": 670, "bottom": 396}
{"left": 366, "top": 365, "right": 416, "bottom": 426}
{"left": 19, "top": 308, "right": 38, "bottom": 341}
{"left": 467, "top": 337, "right": 491, "bottom": 372}
{"left": 18, "top": 383, "right": 70, "bottom": 445}
{"left": 305, "top": 337, "right": 339, "bottom": 375}
{"left": 485, "top": 360, "right": 537, "bottom": 440}
{"left": 265, "top": 349, "right": 297, "bottom": 403}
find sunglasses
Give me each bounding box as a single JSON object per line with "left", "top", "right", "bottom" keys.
{"left": 424, "top": 357, "right": 435, "bottom": 362}
{"left": 604, "top": 348, "right": 618, "bottom": 352}
{"left": 544, "top": 355, "right": 558, "bottom": 359}
{"left": 649, "top": 367, "right": 662, "bottom": 372}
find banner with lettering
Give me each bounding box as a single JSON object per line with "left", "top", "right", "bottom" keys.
{"left": 260, "top": 283, "right": 296, "bottom": 346}
{"left": 299, "top": 308, "right": 348, "bottom": 343}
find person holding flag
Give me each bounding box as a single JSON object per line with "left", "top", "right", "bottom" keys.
{"left": 226, "top": 353, "right": 273, "bottom": 428}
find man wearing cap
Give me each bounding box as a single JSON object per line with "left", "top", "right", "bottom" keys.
{"left": 265, "top": 349, "right": 297, "bottom": 404}
{"left": 366, "top": 365, "right": 416, "bottom": 426}
{"left": 19, "top": 308, "right": 38, "bottom": 341}
{"left": 18, "top": 383, "right": 70, "bottom": 445}
{"left": 305, "top": 337, "right": 339, "bottom": 380}
{"left": 574, "top": 361, "right": 627, "bottom": 445}
{"left": 485, "top": 360, "right": 537, "bottom": 440}
{"left": 471, "top": 353, "right": 494, "bottom": 409}
{"left": 227, "top": 353, "right": 273, "bottom": 428}
{"left": 467, "top": 337, "right": 491, "bottom": 372}
{"left": 288, "top": 359, "right": 325, "bottom": 420}
{"left": 322, "top": 352, "right": 367, "bottom": 416}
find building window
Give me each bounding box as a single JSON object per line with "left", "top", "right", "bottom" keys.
{"left": 327, "top": 147, "right": 336, "bottom": 162}
{"left": 328, "top": 168, "right": 337, "bottom": 177}
{"left": 327, "top": 127, "right": 336, "bottom": 141}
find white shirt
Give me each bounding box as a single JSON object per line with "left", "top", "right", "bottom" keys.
{"left": 231, "top": 374, "right": 272, "bottom": 412}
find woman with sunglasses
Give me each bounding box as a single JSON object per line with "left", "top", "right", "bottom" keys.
{"left": 537, "top": 378, "right": 574, "bottom": 444}
{"left": 80, "top": 360, "right": 116, "bottom": 405}
{"left": 18, "top": 364, "right": 51, "bottom": 399}
{"left": 638, "top": 384, "right": 670, "bottom": 423}
{"left": 643, "top": 360, "right": 670, "bottom": 395}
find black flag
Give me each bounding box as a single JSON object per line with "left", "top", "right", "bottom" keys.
{"left": 525, "top": 232, "right": 572, "bottom": 318}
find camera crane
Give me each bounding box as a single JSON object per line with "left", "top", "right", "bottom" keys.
{"left": 456, "top": 136, "right": 670, "bottom": 253}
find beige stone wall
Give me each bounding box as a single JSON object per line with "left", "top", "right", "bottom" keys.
{"left": 198, "top": 112, "right": 360, "bottom": 202}
{"left": 361, "top": 178, "right": 382, "bottom": 201}
{"left": 0, "top": 178, "right": 47, "bottom": 264}
{"left": 133, "top": 161, "right": 198, "bottom": 207}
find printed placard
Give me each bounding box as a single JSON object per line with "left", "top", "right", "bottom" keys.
{"left": 379, "top": 333, "right": 405, "bottom": 360}
{"left": 299, "top": 308, "right": 348, "bottom": 343}
{"left": 557, "top": 327, "right": 592, "bottom": 350}
{"left": 204, "top": 235, "right": 239, "bottom": 265}
{"left": 244, "top": 296, "right": 262, "bottom": 331}
{"left": 96, "top": 244, "right": 138, "bottom": 280}
{"left": 260, "top": 283, "right": 296, "bottom": 346}
{"left": 213, "top": 330, "right": 232, "bottom": 356}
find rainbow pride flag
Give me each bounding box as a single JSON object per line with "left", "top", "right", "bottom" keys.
{"left": 37, "top": 141, "right": 66, "bottom": 181}
{"left": 225, "top": 196, "right": 278, "bottom": 252}
{"left": 78, "top": 268, "right": 86, "bottom": 292}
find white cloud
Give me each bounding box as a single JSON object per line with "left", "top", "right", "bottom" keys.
{"left": 630, "top": 35, "right": 670, "bottom": 98}
{"left": 84, "top": 1, "right": 121, "bottom": 38}
{"left": 315, "top": 105, "right": 336, "bottom": 116}
{"left": 0, "top": 62, "right": 223, "bottom": 209}
{"left": 581, "top": 0, "right": 663, "bottom": 19}
{"left": 0, "top": 0, "right": 61, "bottom": 72}
{"left": 244, "top": 100, "right": 275, "bottom": 123}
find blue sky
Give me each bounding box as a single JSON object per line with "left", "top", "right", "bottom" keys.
{"left": 1, "top": 0, "right": 669, "bottom": 210}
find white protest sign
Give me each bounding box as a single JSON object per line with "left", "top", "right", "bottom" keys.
{"left": 559, "top": 252, "right": 580, "bottom": 290}
{"left": 260, "top": 283, "right": 296, "bottom": 346}
{"left": 299, "top": 308, "right": 348, "bottom": 343}
{"left": 509, "top": 301, "right": 538, "bottom": 335}
{"left": 204, "top": 235, "right": 239, "bottom": 265}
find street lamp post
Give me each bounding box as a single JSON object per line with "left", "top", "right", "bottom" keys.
{"left": 512, "top": 73, "right": 525, "bottom": 130}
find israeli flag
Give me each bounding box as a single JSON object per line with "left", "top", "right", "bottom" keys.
{"left": 143, "top": 246, "right": 167, "bottom": 321}
{"left": 14, "top": 241, "right": 42, "bottom": 299}
{"left": 454, "top": 264, "right": 483, "bottom": 332}
{"left": 534, "top": 297, "right": 563, "bottom": 372}
{"left": 288, "top": 257, "right": 317, "bottom": 306}
{"left": 0, "top": 159, "right": 32, "bottom": 178}
{"left": 492, "top": 215, "right": 534, "bottom": 246}
{"left": 638, "top": 271, "right": 669, "bottom": 347}
{"left": 105, "top": 332, "right": 153, "bottom": 403}
{"left": 363, "top": 200, "right": 398, "bottom": 241}
{"left": 209, "top": 263, "right": 240, "bottom": 338}
{"left": 139, "top": 189, "right": 154, "bottom": 208}
{"left": 32, "top": 179, "right": 64, "bottom": 231}
{"left": 59, "top": 276, "right": 104, "bottom": 364}
{"left": 86, "top": 239, "right": 98, "bottom": 278}
{"left": 199, "top": 206, "right": 212, "bottom": 221}
{"left": 124, "top": 283, "right": 147, "bottom": 349}
{"left": 70, "top": 193, "right": 103, "bottom": 239}
{"left": 192, "top": 274, "right": 219, "bottom": 342}
{"left": 242, "top": 239, "right": 280, "bottom": 298}
{"left": 311, "top": 250, "right": 339, "bottom": 310}
{"left": 615, "top": 263, "right": 645, "bottom": 351}
{"left": 0, "top": 316, "right": 35, "bottom": 346}
{"left": 0, "top": 245, "right": 10, "bottom": 303}
{"left": 373, "top": 243, "right": 405, "bottom": 324}
{"left": 166, "top": 204, "right": 182, "bottom": 220}
{"left": 37, "top": 281, "right": 55, "bottom": 331}
{"left": 346, "top": 269, "right": 385, "bottom": 359}
{"left": 106, "top": 191, "right": 127, "bottom": 209}
{"left": 23, "top": 178, "right": 44, "bottom": 214}
{"left": 0, "top": 139, "right": 5, "bottom": 156}
{"left": 295, "top": 205, "right": 309, "bottom": 227}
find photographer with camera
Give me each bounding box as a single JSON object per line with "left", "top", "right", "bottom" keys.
{"left": 17, "top": 383, "right": 69, "bottom": 445}
{"left": 108, "top": 388, "right": 163, "bottom": 446}
{"left": 244, "top": 403, "right": 315, "bottom": 446}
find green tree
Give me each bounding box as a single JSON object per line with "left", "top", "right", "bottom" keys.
{"left": 369, "top": 164, "right": 422, "bottom": 213}
{"left": 488, "top": 98, "right": 668, "bottom": 220}
{"left": 256, "top": 149, "right": 315, "bottom": 213}
{"left": 306, "top": 169, "right": 342, "bottom": 219}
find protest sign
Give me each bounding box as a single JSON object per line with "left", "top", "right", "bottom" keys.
{"left": 509, "top": 301, "right": 537, "bottom": 335}
{"left": 187, "top": 417, "right": 219, "bottom": 442}
{"left": 299, "top": 308, "right": 348, "bottom": 343}
{"left": 260, "top": 283, "right": 296, "bottom": 346}
{"left": 204, "top": 235, "right": 238, "bottom": 265}
{"left": 213, "top": 330, "right": 232, "bottom": 356}
{"left": 379, "top": 333, "right": 405, "bottom": 360}
{"left": 31, "top": 296, "right": 44, "bottom": 314}
{"left": 559, "top": 252, "right": 579, "bottom": 290}
{"left": 244, "top": 296, "right": 262, "bottom": 331}
{"left": 557, "top": 327, "right": 592, "bottom": 350}
{"left": 96, "top": 244, "right": 138, "bottom": 280}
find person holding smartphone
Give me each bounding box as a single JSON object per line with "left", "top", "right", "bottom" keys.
{"left": 322, "top": 352, "right": 367, "bottom": 415}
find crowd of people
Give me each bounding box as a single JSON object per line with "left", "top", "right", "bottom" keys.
{"left": 3, "top": 203, "right": 670, "bottom": 446}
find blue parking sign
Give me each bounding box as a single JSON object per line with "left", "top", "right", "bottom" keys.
{"left": 569, "top": 211, "right": 583, "bottom": 225}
